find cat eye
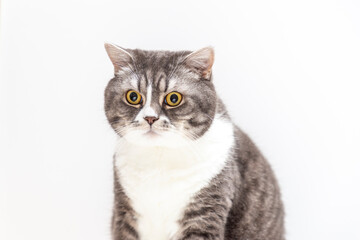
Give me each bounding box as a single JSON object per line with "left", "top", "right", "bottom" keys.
{"left": 164, "top": 92, "right": 182, "bottom": 107}
{"left": 126, "top": 90, "right": 142, "bottom": 105}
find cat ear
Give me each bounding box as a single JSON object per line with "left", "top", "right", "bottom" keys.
{"left": 185, "top": 47, "right": 214, "bottom": 80}
{"left": 104, "top": 43, "right": 134, "bottom": 73}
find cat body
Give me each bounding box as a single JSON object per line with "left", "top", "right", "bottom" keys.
{"left": 114, "top": 113, "right": 234, "bottom": 240}
{"left": 104, "top": 44, "right": 284, "bottom": 240}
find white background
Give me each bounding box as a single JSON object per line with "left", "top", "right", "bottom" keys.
{"left": 1, "top": 0, "right": 359, "bottom": 240}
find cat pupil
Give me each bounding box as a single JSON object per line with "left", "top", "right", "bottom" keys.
{"left": 130, "top": 92, "right": 138, "bottom": 101}
{"left": 170, "top": 94, "right": 178, "bottom": 103}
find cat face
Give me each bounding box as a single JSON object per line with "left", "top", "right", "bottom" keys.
{"left": 104, "top": 44, "right": 216, "bottom": 147}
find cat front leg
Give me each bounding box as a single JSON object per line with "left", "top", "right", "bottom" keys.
{"left": 174, "top": 205, "right": 229, "bottom": 240}
{"left": 174, "top": 161, "right": 238, "bottom": 240}
{"left": 178, "top": 230, "right": 223, "bottom": 240}
{"left": 111, "top": 211, "right": 139, "bottom": 240}
{"left": 112, "top": 168, "right": 140, "bottom": 240}
{"left": 175, "top": 190, "right": 235, "bottom": 239}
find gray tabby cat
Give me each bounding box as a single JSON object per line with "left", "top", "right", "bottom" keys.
{"left": 104, "top": 43, "right": 285, "bottom": 240}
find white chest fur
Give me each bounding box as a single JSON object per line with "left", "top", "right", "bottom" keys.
{"left": 114, "top": 115, "right": 234, "bottom": 240}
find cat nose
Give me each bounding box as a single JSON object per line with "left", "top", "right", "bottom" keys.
{"left": 144, "top": 116, "right": 159, "bottom": 126}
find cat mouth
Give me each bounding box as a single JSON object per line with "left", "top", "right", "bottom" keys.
{"left": 144, "top": 129, "right": 160, "bottom": 137}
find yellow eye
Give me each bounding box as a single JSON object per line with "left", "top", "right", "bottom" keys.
{"left": 126, "top": 90, "right": 142, "bottom": 105}
{"left": 165, "top": 92, "right": 182, "bottom": 107}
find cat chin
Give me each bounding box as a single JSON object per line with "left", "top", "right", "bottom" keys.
{"left": 122, "top": 129, "right": 192, "bottom": 148}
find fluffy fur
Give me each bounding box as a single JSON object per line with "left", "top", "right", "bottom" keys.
{"left": 104, "top": 43, "right": 285, "bottom": 240}
{"left": 115, "top": 114, "right": 234, "bottom": 239}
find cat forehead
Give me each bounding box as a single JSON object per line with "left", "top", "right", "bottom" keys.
{"left": 122, "top": 69, "right": 197, "bottom": 93}
{"left": 113, "top": 48, "right": 211, "bottom": 93}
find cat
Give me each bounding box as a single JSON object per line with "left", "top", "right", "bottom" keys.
{"left": 104, "top": 43, "right": 285, "bottom": 240}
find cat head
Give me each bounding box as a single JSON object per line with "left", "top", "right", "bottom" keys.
{"left": 104, "top": 43, "right": 217, "bottom": 147}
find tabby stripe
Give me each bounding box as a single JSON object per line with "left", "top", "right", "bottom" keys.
{"left": 183, "top": 206, "right": 218, "bottom": 219}
{"left": 122, "top": 222, "right": 139, "bottom": 239}
{"left": 181, "top": 230, "right": 216, "bottom": 240}
{"left": 188, "top": 118, "right": 210, "bottom": 127}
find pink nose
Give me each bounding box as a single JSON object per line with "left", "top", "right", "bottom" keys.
{"left": 144, "top": 116, "right": 159, "bottom": 125}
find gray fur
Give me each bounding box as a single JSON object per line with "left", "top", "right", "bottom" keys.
{"left": 104, "top": 45, "right": 285, "bottom": 240}
{"left": 175, "top": 127, "right": 284, "bottom": 240}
